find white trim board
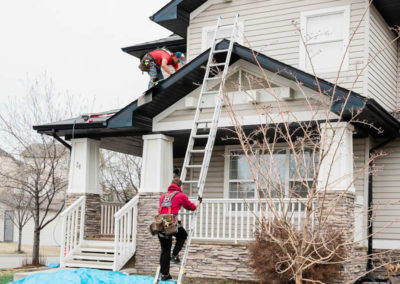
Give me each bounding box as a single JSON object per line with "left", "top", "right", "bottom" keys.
{"left": 373, "top": 239, "right": 400, "bottom": 250}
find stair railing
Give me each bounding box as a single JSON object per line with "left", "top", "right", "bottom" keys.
{"left": 113, "top": 195, "right": 139, "bottom": 271}
{"left": 59, "top": 196, "right": 86, "bottom": 267}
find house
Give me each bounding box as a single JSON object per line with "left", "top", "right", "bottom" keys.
{"left": 0, "top": 147, "right": 63, "bottom": 247}
{"left": 33, "top": 0, "right": 400, "bottom": 282}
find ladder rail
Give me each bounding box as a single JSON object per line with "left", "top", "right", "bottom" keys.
{"left": 179, "top": 17, "right": 223, "bottom": 185}
{"left": 177, "top": 14, "right": 240, "bottom": 284}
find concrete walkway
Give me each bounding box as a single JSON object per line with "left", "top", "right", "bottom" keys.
{"left": 0, "top": 254, "right": 59, "bottom": 269}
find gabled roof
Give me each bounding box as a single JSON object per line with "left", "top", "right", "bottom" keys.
{"left": 122, "top": 34, "right": 186, "bottom": 59}
{"left": 34, "top": 40, "right": 400, "bottom": 138}
{"left": 150, "top": 0, "right": 207, "bottom": 37}
{"left": 150, "top": 0, "right": 400, "bottom": 38}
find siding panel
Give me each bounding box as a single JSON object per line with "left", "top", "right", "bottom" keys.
{"left": 367, "top": 5, "right": 398, "bottom": 111}
{"left": 373, "top": 138, "right": 400, "bottom": 241}
{"left": 188, "top": 0, "right": 367, "bottom": 95}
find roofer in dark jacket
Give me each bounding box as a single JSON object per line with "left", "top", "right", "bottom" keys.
{"left": 158, "top": 178, "right": 200, "bottom": 281}
{"left": 139, "top": 48, "right": 185, "bottom": 89}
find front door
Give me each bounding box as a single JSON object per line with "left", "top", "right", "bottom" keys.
{"left": 4, "top": 211, "right": 14, "bottom": 242}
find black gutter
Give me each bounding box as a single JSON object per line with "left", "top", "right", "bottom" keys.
{"left": 52, "top": 132, "right": 72, "bottom": 151}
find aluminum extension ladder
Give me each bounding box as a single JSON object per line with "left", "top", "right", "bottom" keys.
{"left": 153, "top": 14, "right": 240, "bottom": 284}
{"left": 177, "top": 14, "right": 240, "bottom": 284}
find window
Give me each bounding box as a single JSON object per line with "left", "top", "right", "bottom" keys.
{"left": 201, "top": 22, "right": 244, "bottom": 51}
{"left": 225, "top": 148, "right": 316, "bottom": 200}
{"left": 299, "top": 6, "right": 350, "bottom": 73}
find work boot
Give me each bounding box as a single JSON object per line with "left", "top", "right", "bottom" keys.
{"left": 161, "top": 273, "right": 172, "bottom": 281}
{"left": 171, "top": 254, "right": 181, "bottom": 264}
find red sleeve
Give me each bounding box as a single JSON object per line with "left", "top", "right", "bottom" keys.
{"left": 180, "top": 193, "right": 197, "bottom": 211}
{"left": 173, "top": 63, "right": 179, "bottom": 70}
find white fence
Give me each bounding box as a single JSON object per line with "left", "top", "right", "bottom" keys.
{"left": 101, "top": 203, "right": 123, "bottom": 236}
{"left": 60, "top": 196, "right": 85, "bottom": 267}
{"left": 179, "top": 198, "right": 313, "bottom": 243}
{"left": 113, "top": 195, "right": 139, "bottom": 271}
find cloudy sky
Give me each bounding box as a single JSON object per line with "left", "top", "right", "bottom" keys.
{"left": 0, "top": 0, "right": 171, "bottom": 113}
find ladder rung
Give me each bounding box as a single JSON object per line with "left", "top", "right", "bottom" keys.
{"left": 190, "top": 149, "right": 205, "bottom": 154}
{"left": 193, "top": 134, "right": 209, "bottom": 139}
{"left": 202, "top": 91, "right": 219, "bottom": 95}
{"left": 183, "top": 180, "right": 199, "bottom": 184}
{"left": 185, "top": 165, "right": 202, "bottom": 169}
{"left": 210, "top": 63, "right": 225, "bottom": 67}
{"left": 196, "top": 119, "right": 212, "bottom": 124}
{"left": 218, "top": 22, "right": 235, "bottom": 27}
{"left": 213, "top": 49, "right": 229, "bottom": 54}
{"left": 206, "top": 77, "right": 220, "bottom": 80}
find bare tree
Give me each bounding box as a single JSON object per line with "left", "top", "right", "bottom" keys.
{"left": 100, "top": 150, "right": 141, "bottom": 203}
{"left": 0, "top": 74, "right": 85, "bottom": 265}
{"left": 206, "top": 3, "right": 400, "bottom": 283}
{"left": 0, "top": 189, "right": 32, "bottom": 253}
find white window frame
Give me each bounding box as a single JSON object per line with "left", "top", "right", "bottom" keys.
{"left": 299, "top": 5, "right": 350, "bottom": 73}
{"left": 201, "top": 21, "right": 244, "bottom": 52}
{"left": 223, "top": 145, "right": 314, "bottom": 200}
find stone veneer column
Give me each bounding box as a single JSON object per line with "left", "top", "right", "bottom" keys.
{"left": 317, "top": 122, "right": 359, "bottom": 283}
{"left": 66, "top": 138, "right": 101, "bottom": 239}
{"left": 135, "top": 134, "right": 174, "bottom": 275}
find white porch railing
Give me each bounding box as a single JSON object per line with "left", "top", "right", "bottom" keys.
{"left": 113, "top": 195, "right": 139, "bottom": 271}
{"left": 179, "top": 198, "right": 313, "bottom": 243}
{"left": 60, "top": 196, "right": 86, "bottom": 267}
{"left": 101, "top": 203, "right": 123, "bottom": 236}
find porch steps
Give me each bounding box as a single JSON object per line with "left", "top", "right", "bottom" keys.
{"left": 64, "top": 240, "right": 116, "bottom": 270}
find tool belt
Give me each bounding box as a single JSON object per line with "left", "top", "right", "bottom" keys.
{"left": 149, "top": 214, "right": 177, "bottom": 236}
{"left": 138, "top": 53, "right": 154, "bottom": 72}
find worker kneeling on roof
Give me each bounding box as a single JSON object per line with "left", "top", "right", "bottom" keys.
{"left": 152, "top": 177, "right": 201, "bottom": 281}
{"left": 139, "top": 48, "right": 185, "bottom": 89}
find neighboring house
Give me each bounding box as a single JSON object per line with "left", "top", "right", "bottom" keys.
{"left": 33, "top": 0, "right": 400, "bottom": 282}
{"left": 0, "top": 147, "right": 64, "bottom": 247}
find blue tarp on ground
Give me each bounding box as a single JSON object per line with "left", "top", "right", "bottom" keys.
{"left": 11, "top": 268, "right": 175, "bottom": 284}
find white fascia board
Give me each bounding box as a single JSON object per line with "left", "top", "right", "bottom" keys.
{"left": 153, "top": 111, "right": 339, "bottom": 132}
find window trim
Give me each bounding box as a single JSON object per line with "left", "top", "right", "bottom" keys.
{"left": 201, "top": 21, "right": 244, "bottom": 52}
{"left": 224, "top": 145, "right": 314, "bottom": 199}
{"left": 299, "top": 5, "right": 350, "bottom": 73}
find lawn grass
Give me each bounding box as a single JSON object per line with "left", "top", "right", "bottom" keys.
{"left": 0, "top": 273, "right": 14, "bottom": 284}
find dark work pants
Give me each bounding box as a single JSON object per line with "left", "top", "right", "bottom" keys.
{"left": 158, "top": 226, "right": 188, "bottom": 276}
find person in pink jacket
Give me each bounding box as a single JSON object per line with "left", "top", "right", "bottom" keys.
{"left": 158, "top": 178, "right": 201, "bottom": 281}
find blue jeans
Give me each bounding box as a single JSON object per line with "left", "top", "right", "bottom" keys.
{"left": 148, "top": 60, "right": 164, "bottom": 89}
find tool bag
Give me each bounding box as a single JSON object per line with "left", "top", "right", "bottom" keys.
{"left": 138, "top": 53, "right": 153, "bottom": 72}
{"left": 149, "top": 191, "right": 180, "bottom": 236}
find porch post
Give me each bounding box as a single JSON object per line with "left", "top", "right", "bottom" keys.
{"left": 66, "top": 138, "right": 102, "bottom": 239}
{"left": 317, "top": 122, "right": 360, "bottom": 283}
{"left": 135, "top": 134, "right": 174, "bottom": 275}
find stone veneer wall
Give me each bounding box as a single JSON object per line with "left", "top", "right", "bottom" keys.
{"left": 66, "top": 193, "right": 101, "bottom": 239}
{"left": 134, "top": 193, "right": 256, "bottom": 282}
{"left": 315, "top": 191, "right": 367, "bottom": 283}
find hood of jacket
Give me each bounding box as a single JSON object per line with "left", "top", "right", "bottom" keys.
{"left": 168, "top": 184, "right": 182, "bottom": 192}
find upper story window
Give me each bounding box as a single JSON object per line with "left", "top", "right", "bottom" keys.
{"left": 299, "top": 6, "right": 350, "bottom": 73}
{"left": 201, "top": 22, "right": 244, "bottom": 51}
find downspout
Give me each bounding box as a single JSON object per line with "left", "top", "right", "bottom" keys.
{"left": 366, "top": 136, "right": 397, "bottom": 272}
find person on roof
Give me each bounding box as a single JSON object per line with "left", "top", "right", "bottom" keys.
{"left": 139, "top": 48, "right": 185, "bottom": 89}
{"left": 157, "top": 177, "right": 201, "bottom": 281}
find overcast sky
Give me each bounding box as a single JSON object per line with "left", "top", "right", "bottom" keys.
{"left": 0, "top": 0, "right": 171, "bottom": 113}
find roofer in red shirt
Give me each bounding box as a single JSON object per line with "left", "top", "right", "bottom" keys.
{"left": 157, "top": 177, "right": 201, "bottom": 281}
{"left": 139, "top": 48, "right": 185, "bottom": 89}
